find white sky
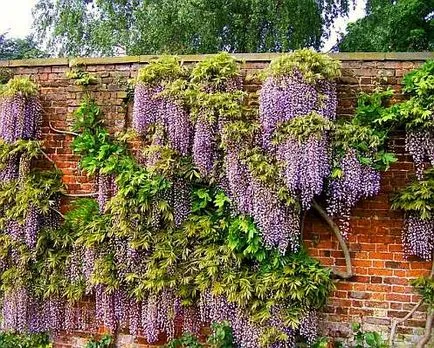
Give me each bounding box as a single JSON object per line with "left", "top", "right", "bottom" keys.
{"left": 0, "top": 0, "right": 366, "bottom": 50}
{"left": 0, "top": 0, "right": 37, "bottom": 38}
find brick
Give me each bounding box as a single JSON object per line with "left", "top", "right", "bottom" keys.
{"left": 349, "top": 291, "right": 370, "bottom": 299}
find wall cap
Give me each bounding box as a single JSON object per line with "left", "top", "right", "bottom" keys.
{"left": 1, "top": 52, "right": 433, "bottom": 67}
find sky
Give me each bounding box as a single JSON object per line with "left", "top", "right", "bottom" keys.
{"left": 0, "top": 0, "right": 366, "bottom": 50}
{"left": 0, "top": 0, "right": 38, "bottom": 38}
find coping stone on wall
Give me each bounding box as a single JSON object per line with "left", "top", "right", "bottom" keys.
{"left": 1, "top": 52, "right": 434, "bottom": 68}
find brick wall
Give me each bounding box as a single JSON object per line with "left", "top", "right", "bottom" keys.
{"left": 2, "top": 52, "right": 434, "bottom": 347}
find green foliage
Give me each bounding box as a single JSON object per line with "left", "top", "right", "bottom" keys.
{"left": 107, "top": 165, "right": 172, "bottom": 236}
{"left": 395, "top": 60, "right": 434, "bottom": 131}
{"left": 33, "top": 0, "right": 354, "bottom": 56}
{"left": 411, "top": 276, "right": 434, "bottom": 309}
{"left": 191, "top": 53, "right": 240, "bottom": 85}
{"left": 66, "top": 68, "right": 98, "bottom": 86}
{"left": 391, "top": 169, "right": 434, "bottom": 219}
{"left": 137, "top": 56, "right": 186, "bottom": 85}
{"left": 0, "top": 68, "right": 13, "bottom": 84}
{"left": 85, "top": 334, "right": 114, "bottom": 348}
{"left": 273, "top": 112, "right": 334, "bottom": 143}
{"left": 0, "top": 140, "right": 44, "bottom": 171}
{"left": 259, "top": 327, "right": 290, "bottom": 347}
{"left": 397, "top": 62, "right": 434, "bottom": 131}
{"left": 311, "top": 337, "right": 331, "bottom": 348}
{"left": 0, "top": 33, "right": 47, "bottom": 60}
{"left": 332, "top": 88, "right": 397, "bottom": 173}
{"left": 71, "top": 98, "right": 132, "bottom": 175}
{"left": 190, "top": 90, "right": 248, "bottom": 124}
{"left": 262, "top": 49, "right": 341, "bottom": 83}
{"left": 0, "top": 76, "right": 39, "bottom": 97}
{"left": 207, "top": 321, "right": 235, "bottom": 348}
{"left": 0, "top": 170, "right": 66, "bottom": 297}
{"left": 65, "top": 185, "right": 332, "bottom": 339}
{"left": 354, "top": 88, "right": 397, "bottom": 129}
{"left": 5, "top": 51, "right": 341, "bottom": 344}
{"left": 339, "top": 0, "right": 434, "bottom": 52}
{"left": 166, "top": 321, "right": 234, "bottom": 348}
{"left": 166, "top": 333, "right": 203, "bottom": 348}
{"left": 351, "top": 323, "right": 388, "bottom": 348}
{"left": 0, "top": 332, "right": 52, "bottom": 348}
{"left": 403, "top": 60, "right": 434, "bottom": 97}
{"left": 160, "top": 54, "right": 250, "bottom": 126}
{"left": 227, "top": 215, "right": 267, "bottom": 263}
{"left": 0, "top": 170, "right": 64, "bottom": 229}
{"left": 390, "top": 61, "right": 434, "bottom": 219}
{"left": 242, "top": 147, "right": 297, "bottom": 208}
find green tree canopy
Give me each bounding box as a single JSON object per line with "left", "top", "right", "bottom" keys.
{"left": 339, "top": 0, "right": 434, "bottom": 52}
{"left": 32, "top": 0, "right": 356, "bottom": 56}
{"left": 0, "top": 34, "right": 47, "bottom": 60}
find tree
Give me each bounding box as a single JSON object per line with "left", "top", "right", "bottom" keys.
{"left": 0, "top": 33, "right": 48, "bottom": 60}
{"left": 32, "top": 0, "right": 356, "bottom": 57}
{"left": 339, "top": 0, "right": 434, "bottom": 52}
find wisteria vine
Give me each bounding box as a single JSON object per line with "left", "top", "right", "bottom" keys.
{"left": 1, "top": 51, "right": 431, "bottom": 348}
{"left": 392, "top": 61, "right": 434, "bottom": 261}
{"left": 0, "top": 77, "right": 65, "bottom": 334}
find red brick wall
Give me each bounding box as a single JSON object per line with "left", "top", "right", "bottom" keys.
{"left": 2, "top": 53, "right": 433, "bottom": 347}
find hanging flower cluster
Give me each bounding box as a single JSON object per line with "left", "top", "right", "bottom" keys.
{"left": 103, "top": 53, "right": 336, "bottom": 345}
{"left": 258, "top": 50, "right": 339, "bottom": 222}
{"left": 133, "top": 56, "right": 192, "bottom": 156}
{"left": 0, "top": 78, "right": 42, "bottom": 182}
{"left": 392, "top": 169, "right": 434, "bottom": 260}
{"left": 399, "top": 61, "right": 434, "bottom": 179}
{"left": 0, "top": 51, "right": 405, "bottom": 347}
{"left": 326, "top": 115, "right": 392, "bottom": 236}
{"left": 0, "top": 77, "right": 42, "bottom": 143}
{"left": 272, "top": 112, "right": 334, "bottom": 209}
{"left": 0, "top": 78, "right": 66, "bottom": 333}
{"left": 259, "top": 50, "right": 339, "bottom": 150}
{"left": 251, "top": 50, "right": 340, "bottom": 251}
{"left": 392, "top": 61, "right": 434, "bottom": 260}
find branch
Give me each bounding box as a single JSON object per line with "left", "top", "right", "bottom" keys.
{"left": 389, "top": 300, "right": 423, "bottom": 346}
{"left": 49, "top": 122, "right": 79, "bottom": 137}
{"left": 40, "top": 150, "right": 55, "bottom": 164}
{"left": 312, "top": 200, "right": 353, "bottom": 279}
{"left": 416, "top": 254, "right": 434, "bottom": 348}
{"left": 50, "top": 207, "right": 65, "bottom": 219}
{"left": 390, "top": 251, "right": 434, "bottom": 346}
{"left": 417, "top": 314, "right": 434, "bottom": 348}
{"left": 62, "top": 192, "right": 98, "bottom": 198}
